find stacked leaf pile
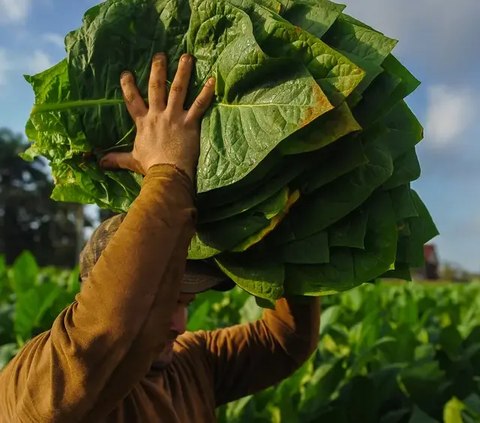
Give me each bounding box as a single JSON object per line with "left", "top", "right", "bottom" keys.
{"left": 22, "top": 0, "right": 438, "bottom": 302}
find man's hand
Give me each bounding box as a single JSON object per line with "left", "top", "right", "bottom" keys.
{"left": 100, "top": 53, "right": 215, "bottom": 181}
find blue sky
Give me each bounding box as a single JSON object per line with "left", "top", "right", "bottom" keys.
{"left": 0, "top": 0, "right": 479, "bottom": 272}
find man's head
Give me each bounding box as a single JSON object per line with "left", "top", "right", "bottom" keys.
{"left": 79, "top": 213, "right": 234, "bottom": 367}
{"left": 156, "top": 291, "right": 196, "bottom": 367}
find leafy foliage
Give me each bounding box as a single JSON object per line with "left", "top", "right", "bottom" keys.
{"left": 0, "top": 128, "right": 91, "bottom": 267}
{"left": 0, "top": 252, "right": 79, "bottom": 348}
{"left": 1, "top": 255, "right": 479, "bottom": 422}
{"left": 190, "top": 281, "right": 480, "bottom": 423}
{"left": 22, "top": 0, "right": 437, "bottom": 299}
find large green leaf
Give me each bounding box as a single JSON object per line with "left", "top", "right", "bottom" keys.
{"left": 296, "top": 133, "right": 368, "bottom": 195}
{"left": 284, "top": 192, "right": 397, "bottom": 295}
{"left": 382, "top": 54, "right": 422, "bottom": 111}
{"left": 367, "top": 100, "right": 423, "bottom": 162}
{"left": 197, "top": 150, "right": 283, "bottom": 208}
{"left": 215, "top": 254, "right": 284, "bottom": 300}
{"left": 66, "top": 0, "right": 190, "bottom": 148}
{"left": 0, "top": 304, "right": 15, "bottom": 345}
{"left": 384, "top": 149, "right": 422, "bottom": 190}
{"left": 300, "top": 358, "right": 346, "bottom": 414}
{"left": 14, "top": 283, "right": 62, "bottom": 343}
{"left": 280, "top": 231, "right": 330, "bottom": 264}
{"left": 406, "top": 191, "right": 439, "bottom": 267}
{"left": 382, "top": 262, "right": 412, "bottom": 281}
{"left": 198, "top": 155, "right": 307, "bottom": 223}
{"left": 25, "top": 60, "right": 86, "bottom": 155}
{"left": 328, "top": 206, "right": 369, "bottom": 249}
{"left": 270, "top": 356, "right": 314, "bottom": 423}
{"left": 188, "top": 0, "right": 337, "bottom": 191}
{"left": 283, "top": 248, "right": 356, "bottom": 296}
{"left": 352, "top": 192, "right": 398, "bottom": 282}
{"left": 354, "top": 54, "right": 421, "bottom": 127}
{"left": 323, "top": 14, "right": 398, "bottom": 94}
{"left": 279, "top": 102, "right": 361, "bottom": 155}
{"left": 444, "top": 397, "right": 470, "bottom": 423}
{"left": 325, "top": 15, "right": 398, "bottom": 68}
{"left": 197, "top": 44, "right": 332, "bottom": 192}
{"left": 277, "top": 0, "right": 345, "bottom": 40}
{"left": 190, "top": 187, "right": 292, "bottom": 257}
{"left": 246, "top": 3, "right": 365, "bottom": 105}
{"left": 280, "top": 127, "right": 394, "bottom": 241}
{"left": 389, "top": 184, "right": 418, "bottom": 222}
{"left": 12, "top": 251, "right": 39, "bottom": 294}
{"left": 439, "top": 325, "right": 463, "bottom": 359}
{"left": 353, "top": 67, "right": 401, "bottom": 128}
{"left": 188, "top": 235, "right": 222, "bottom": 260}
{"left": 399, "top": 361, "right": 446, "bottom": 416}
{"left": 0, "top": 344, "right": 19, "bottom": 371}
{"left": 231, "top": 188, "right": 300, "bottom": 252}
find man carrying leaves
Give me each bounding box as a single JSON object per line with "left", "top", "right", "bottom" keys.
{"left": 0, "top": 53, "right": 320, "bottom": 423}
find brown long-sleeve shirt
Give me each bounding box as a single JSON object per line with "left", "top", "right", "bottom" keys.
{"left": 0, "top": 165, "right": 320, "bottom": 423}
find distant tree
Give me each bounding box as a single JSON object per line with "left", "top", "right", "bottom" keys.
{"left": 442, "top": 263, "right": 456, "bottom": 281}
{"left": 441, "top": 262, "right": 471, "bottom": 283}
{"left": 0, "top": 128, "right": 92, "bottom": 267}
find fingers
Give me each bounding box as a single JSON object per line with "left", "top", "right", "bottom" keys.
{"left": 100, "top": 152, "right": 142, "bottom": 174}
{"left": 121, "top": 72, "right": 148, "bottom": 120}
{"left": 167, "top": 54, "right": 193, "bottom": 112}
{"left": 148, "top": 53, "right": 167, "bottom": 112}
{"left": 187, "top": 77, "right": 216, "bottom": 122}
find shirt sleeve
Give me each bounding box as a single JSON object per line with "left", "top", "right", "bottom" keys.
{"left": 0, "top": 164, "right": 196, "bottom": 423}
{"left": 178, "top": 297, "right": 321, "bottom": 406}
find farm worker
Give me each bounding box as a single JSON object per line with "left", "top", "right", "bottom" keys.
{"left": 0, "top": 53, "right": 320, "bottom": 423}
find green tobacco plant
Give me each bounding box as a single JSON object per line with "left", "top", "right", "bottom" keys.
{"left": 0, "top": 253, "right": 79, "bottom": 353}
{"left": 1, "top": 256, "right": 479, "bottom": 421}
{"left": 194, "top": 282, "right": 480, "bottom": 422}
{"left": 21, "top": 0, "right": 437, "bottom": 300}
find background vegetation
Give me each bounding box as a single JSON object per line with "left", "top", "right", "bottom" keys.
{"left": 1, "top": 251, "right": 479, "bottom": 422}
{"left": 2, "top": 127, "right": 480, "bottom": 421}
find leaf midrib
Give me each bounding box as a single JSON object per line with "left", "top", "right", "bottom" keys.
{"left": 31, "top": 98, "right": 324, "bottom": 114}
{"left": 31, "top": 98, "right": 126, "bottom": 114}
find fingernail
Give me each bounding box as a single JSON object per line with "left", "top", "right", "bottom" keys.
{"left": 181, "top": 54, "right": 191, "bottom": 63}
{"left": 207, "top": 77, "right": 216, "bottom": 86}
{"left": 154, "top": 52, "right": 165, "bottom": 62}
{"left": 99, "top": 157, "right": 108, "bottom": 167}
{"left": 120, "top": 70, "right": 131, "bottom": 80}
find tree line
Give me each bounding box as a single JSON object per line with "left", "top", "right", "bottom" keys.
{"left": 0, "top": 127, "right": 97, "bottom": 267}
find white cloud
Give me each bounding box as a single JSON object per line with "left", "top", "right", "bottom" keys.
{"left": 28, "top": 50, "right": 53, "bottom": 74}
{"left": 0, "top": 0, "right": 31, "bottom": 24}
{"left": 341, "top": 0, "right": 480, "bottom": 78}
{"left": 42, "top": 33, "right": 65, "bottom": 49}
{"left": 425, "top": 85, "right": 475, "bottom": 147}
{"left": 0, "top": 48, "right": 51, "bottom": 87}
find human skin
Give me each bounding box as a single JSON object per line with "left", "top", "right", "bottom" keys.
{"left": 100, "top": 53, "right": 215, "bottom": 367}
{"left": 100, "top": 52, "right": 216, "bottom": 182}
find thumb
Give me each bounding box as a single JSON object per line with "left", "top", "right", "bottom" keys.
{"left": 99, "top": 152, "right": 141, "bottom": 173}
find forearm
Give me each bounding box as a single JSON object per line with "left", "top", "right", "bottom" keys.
{"left": 200, "top": 297, "right": 320, "bottom": 406}
{"left": 263, "top": 297, "right": 321, "bottom": 366}
{"left": 76, "top": 164, "right": 195, "bottom": 346}
{"left": 0, "top": 164, "right": 196, "bottom": 422}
